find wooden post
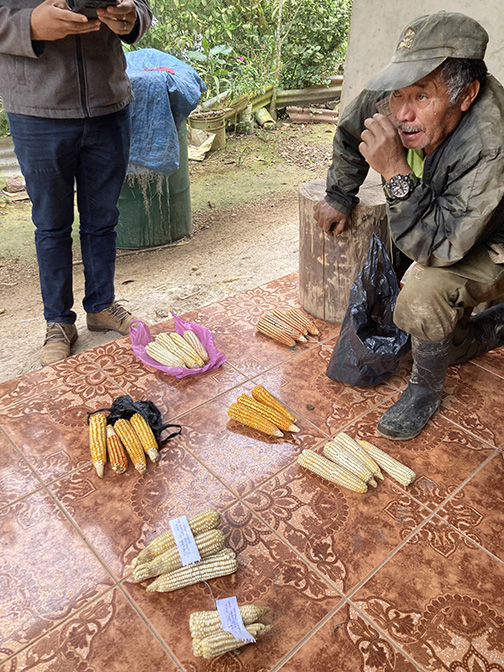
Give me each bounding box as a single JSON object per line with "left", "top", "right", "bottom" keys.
{"left": 299, "top": 178, "right": 389, "bottom": 322}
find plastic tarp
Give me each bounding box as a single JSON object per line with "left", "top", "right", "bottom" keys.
{"left": 125, "top": 49, "right": 206, "bottom": 176}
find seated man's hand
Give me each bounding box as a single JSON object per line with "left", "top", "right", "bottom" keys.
{"left": 31, "top": 0, "right": 101, "bottom": 41}
{"left": 313, "top": 199, "right": 350, "bottom": 236}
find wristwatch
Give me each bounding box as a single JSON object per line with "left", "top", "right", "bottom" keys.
{"left": 383, "top": 172, "right": 419, "bottom": 201}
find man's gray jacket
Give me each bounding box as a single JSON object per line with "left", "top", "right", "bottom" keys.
{"left": 0, "top": 0, "right": 152, "bottom": 118}
{"left": 325, "top": 74, "right": 504, "bottom": 267}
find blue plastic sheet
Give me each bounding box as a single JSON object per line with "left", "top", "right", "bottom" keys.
{"left": 125, "top": 49, "right": 206, "bottom": 176}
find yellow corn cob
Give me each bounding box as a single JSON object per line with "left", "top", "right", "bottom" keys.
{"left": 332, "top": 432, "right": 383, "bottom": 480}
{"left": 133, "top": 509, "right": 221, "bottom": 566}
{"left": 193, "top": 623, "right": 273, "bottom": 659}
{"left": 298, "top": 449, "right": 368, "bottom": 493}
{"left": 89, "top": 412, "right": 107, "bottom": 478}
{"left": 183, "top": 330, "right": 209, "bottom": 363}
{"left": 359, "top": 440, "right": 416, "bottom": 486}
{"left": 189, "top": 605, "right": 270, "bottom": 639}
{"left": 133, "top": 528, "right": 225, "bottom": 582}
{"left": 114, "top": 418, "right": 147, "bottom": 476}
{"left": 145, "top": 340, "right": 186, "bottom": 368}
{"left": 251, "top": 384, "right": 296, "bottom": 422}
{"left": 323, "top": 441, "right": 377, "bottom": 487}
{"left": 271, "top": 309, "right": 308, "bottom": 336}
{"left": 228, "top": 402, "right": 284, "bottom": 438}
{"left": 236, "top": 394, "right": 300, "bottom": 433}
{"left": 168, "top": 332, "right": 204, "bottom": 368}
{"left": 106, "top": 425, "right": 128, "bottom": 475}
{"left": 262, "top": 312, "right": 307, "bottom": 342}
{"left": 146, "top": 548, "right": 237, "bottom": 593}
{"left": 256, "top": 318, "right": 296, "bottom": 347}
{"left": 129, "top": 413, "right": 159, "bottom": 462}
{"left": 287, "top": 308, "right": 320, "bottom": 336}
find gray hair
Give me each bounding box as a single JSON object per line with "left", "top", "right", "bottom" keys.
{"left": 438, "top": 58, "right": 487, "bottom": 105}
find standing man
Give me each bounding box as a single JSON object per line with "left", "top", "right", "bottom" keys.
{"left": 0, "top": 0, "right": 152, "bottom": 365}
{"left": 315, "top": 12, "right": 504, "bottom": 440}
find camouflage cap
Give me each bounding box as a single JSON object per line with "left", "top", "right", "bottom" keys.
{"left": 365, "top": 11, "right": 488, "bottom": 91}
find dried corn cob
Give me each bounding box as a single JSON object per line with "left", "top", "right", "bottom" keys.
{"left": 169, "top": 332, "right": 204, "bottom": 368}
{"left": 228, "top": 402, "right": 284, "bottom": 438}
{"left": 287, "top": 308, "right": 320, "bottom": 336}
{"left": 272, "top": 309, "right": 308, "bottom": 336}
{"left": 114, "top": 418, "right": 147, "bottom": 476}
{"left": 189, "top": 605, "right": 270, "bottom": 639}
{"left": 146, "top": 548, "right": 237, "bottom": 593}
{"left": 236, "top": 394, "right": 300, "bottom": 433}
{"left": 332, "top": 432, "right": 383, "bottom": 480}
{"left": 130, "top": 413, "right": 159, "bottom": 462}
{"left": 156, "top": 332, "right": 201, "bottom": 368}
{"left": 256, "top": 318, "right": 296, "bottom": 347}
{"left": 298, "top": 449, "right": 368, "bottom": 493}
{"left": 106, "top": 425, "right": 128, "bottom": 475}
{"left": 323, "top": 441, "right": 377, "bottom": 488}
{"left": 193, "top": 622, "right": 273, "bottom": 659}
{"left": 133, "top": 509, "right": 221, "bottom": 566}
{"left": 183, "top": 330, "right": 209, "bottom": 363}
{"left": 145, "top": 341, "right": 186, "bottom": 368}
{"left": 359, "top": 440, "right": 416, "bottom": 486}
{"left": 262, "top": 312, "right": 307, "bottom": 342}
{"left": 251, "top": 384, "right": 296, "bottom": 422}
{"left": 133, "top": 528, "right": 225, "bottom": 582}
{"left": 89, "top": 412, "right": 107, "bottom": 478}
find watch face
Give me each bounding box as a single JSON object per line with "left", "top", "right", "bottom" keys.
{"left": 390, "top": 175, "right": 412, "bottom": 198}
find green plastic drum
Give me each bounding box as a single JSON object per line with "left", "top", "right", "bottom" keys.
{"left": 116, "top": 122, "right": 193, "bottom": 249}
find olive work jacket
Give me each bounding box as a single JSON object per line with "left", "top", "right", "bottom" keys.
{"left": 325, "top": 74, "right": 504, "bottom": 267}
{"left": 0, "top": 0, "right": 152, "bottom": 119}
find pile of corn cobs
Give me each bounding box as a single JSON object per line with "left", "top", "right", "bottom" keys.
{"left": 256, "top": 308, "right": 319, "bottom": 347}
{"left": 227, "top": 384, "right": 299, "bottom": 438}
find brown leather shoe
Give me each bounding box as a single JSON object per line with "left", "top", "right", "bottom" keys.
{"left": 86, "top": 301, "right": 138, "bottom": 335}
{"left": 40, "top": 322, "right": 78, "bottom": 366}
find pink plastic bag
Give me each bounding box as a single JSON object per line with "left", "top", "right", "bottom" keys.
{"left": 129, "top": 314, "right": 226, "bottom": 379}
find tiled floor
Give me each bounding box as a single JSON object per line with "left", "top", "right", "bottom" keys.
{"left": 0, "top": 272, "right": 503, "bottom": 671}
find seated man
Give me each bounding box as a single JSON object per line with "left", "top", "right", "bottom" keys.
{"left": 314, "top": 11, "right": 504, "bottom": 440}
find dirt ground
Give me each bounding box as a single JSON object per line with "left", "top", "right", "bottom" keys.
{"left": 0, "top": 122, "right": 334, "bottom": 383}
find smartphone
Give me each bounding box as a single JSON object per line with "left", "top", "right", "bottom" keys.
{"left": 67, "top": 0, "right": 118, "bottom": 18}
{"left": 376, "top": 95, "right": 392, "bottom": 116}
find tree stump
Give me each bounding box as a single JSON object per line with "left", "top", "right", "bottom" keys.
{"left": 298, "top": 178, "right": 389, "bottom": 322}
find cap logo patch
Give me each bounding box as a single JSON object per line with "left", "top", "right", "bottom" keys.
{"left": 398, "top": 27, "right": 415, "bottom": 50}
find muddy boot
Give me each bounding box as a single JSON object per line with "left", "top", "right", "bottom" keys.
{"left": 377, "top": 334, "right": 452, "bottom": 440}
{"left": 449, "top": 303, "right": 504, "bottom": 365}
{"left": 86, "top": 301, "right": 138, "bottom": 335}
{"left": 40, "top": 322, "right": 78, "bottom": 366}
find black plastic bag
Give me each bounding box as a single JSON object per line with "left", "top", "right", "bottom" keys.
{"left": 326, "top": 234, "right": 410, "bottom": 386}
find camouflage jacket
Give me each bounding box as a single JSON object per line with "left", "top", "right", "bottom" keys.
{"left": 326, "top": 74, "right": 504, "bottom": 267}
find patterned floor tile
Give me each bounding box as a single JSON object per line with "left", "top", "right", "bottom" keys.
{"left": 244, "top": 461, "right": 428, "bottom": 595}
{"left": 0, "top": 490, "right": 113, "bottom": 662}
{"left": 82, "top": 334, "right": 133, "bottom": 369}
{"left": 437, "top": 452, "right": 504, "bottom": 561}
{"left": 278, "top": 602, "right": 419, "bottom": 671}
{"left": 470, "top": 346, "right": 504, "bottom": 379}
{"left": 3, "top": 588, "right": 179, "bottom": 671}
{"left": 50, "top": 444, "right": 237, "bottom": 579}
{"left": 352, "top": 518, "right": 504, "bottom": 671}
{"left": 124, "top": 502, "right": 342, "bottom": 672}
{"left": 174, "top": 385, "right": 326, "bottom": 498}
{"left": 0, "top": 371, "right": 124, "bottom": 483}
{"left": 0, "top": 430, "right": 40, "bottom": 509}
{"left": 345, "top": 406, "right": 495, "bottom": 510}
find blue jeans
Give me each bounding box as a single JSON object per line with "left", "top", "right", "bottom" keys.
{"left": 8, "top": 108, "right": 131, "bottom": 323}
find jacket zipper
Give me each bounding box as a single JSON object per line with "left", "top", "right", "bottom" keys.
{"left": 75, "top": 35, "right": 90, "bottom": 117}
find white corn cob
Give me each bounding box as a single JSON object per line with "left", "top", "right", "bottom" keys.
{"left": 169, "top": 332, "right": 204, "bottom": 368}
{"left": 154, "top": 333, "right": 200, "bottom": 368}
{"left": 183, "top": 330, "right": 209, "bottom": 363}
{"left": 359, "top": 440, "right": 416, "bottom": 486}
{"left": 332, "top": 433, "right": 383, "bottom": 480}
{"left": 146, "top": 548, "right": 237, "bottom": 593}
{"left": 132, "top": 509, "right": 221, "bottom": 567}
{"left": 262, "top": 312, "right": 307, "bottom": 342}
{"left": 145, "top": 340, "right": 186, "bottom": 367}
{"left": 193, "top": 622, "right": 273, "bottom": 659}
{"left": 298, "top": 449, "right": 367, "bottom": 493}
{"left": 189, "top": 605, "right": 270, "bottom": 639}
{"left": 323, "top": 441, "right": 378, "bottom": 487}
{"left": 133, "top": 528, "right": 225, "bottom": 581}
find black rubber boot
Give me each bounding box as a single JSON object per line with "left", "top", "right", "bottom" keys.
{"left": 449, "top": 303, "right": 504, "bottom": 365}
{"left": 377, "top": 334, "right": 452, "bottom": 440}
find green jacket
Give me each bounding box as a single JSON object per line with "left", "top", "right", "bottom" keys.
{"left": 326, "top": 74, "right": 504, "bottom": 267}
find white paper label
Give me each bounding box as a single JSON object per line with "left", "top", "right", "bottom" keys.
{"left": 216, "top": 596, "right": 256, "bottom": 643}
{"left": 169, "top": 515, "right": 201, "bottom": 566}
